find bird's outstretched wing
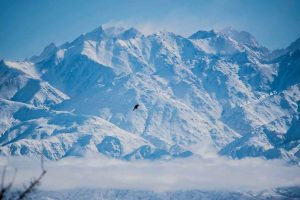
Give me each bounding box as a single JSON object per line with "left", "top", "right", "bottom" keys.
{"left": 133, "top": 104, "right": 139, "bottom": 111}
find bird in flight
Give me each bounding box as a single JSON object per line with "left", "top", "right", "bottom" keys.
{"left": 133, "top": 104, "right": 140, "bottom": 111}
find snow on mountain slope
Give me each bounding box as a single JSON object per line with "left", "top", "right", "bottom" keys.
{"left": 220, "top": 27, "right": 261, "bottom": 48}
{"left": 26, "top": 27, "right": 242, "bottom": 154}
{"left": 0, "top": 99, "right": 191, "bottom": 160}
{"left": 0, "top": 25, "right": 300, "bottom": 163}
{"left": 0, "top": 60, "right": 69, "bottom": 107}
{"left": 0, "top": 99, "right": 158, "bottom": 160}
{"left": 220, "top": 47, "right": 300, "bottom": 163}
{"left": 189, "top": 28, "right": 269, "bottom": 59}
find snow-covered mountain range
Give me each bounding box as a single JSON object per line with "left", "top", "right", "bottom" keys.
{"left": 0, "top": 26, "right": 299, "bottom": 163}
{"left": 27, "top": 187, "right": 300, "bottom": 200}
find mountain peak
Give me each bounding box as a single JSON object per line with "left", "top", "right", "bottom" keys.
{"left": 268, "top": 37, "right": 300, "bottom": 60}
{"left": 102, "top": 26, "right": 126, "bottom": 37}
{"left": 287, "top": 37, "right": 300, "bottom": 52}
{"left": 43, "top": 42, "right": 57, "bottom": 52}
{"left": 80, "top": 26, "right": 143, "bottom": 41}
{"left": 82, "top": 25, "right": 105, "bottom": 40}
{"left": 219, "top": 27, "right": 260, "bottom": 48}
{"left": 30, "top": 42, "right": 58, "bottom": 63}
{"left": 119, "top": 27, "right": 143, "bottom": 40}
{"left": 189, "top": 30, "right": 217, "bottom": 39}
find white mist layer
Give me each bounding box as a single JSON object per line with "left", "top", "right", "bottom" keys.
{"left": 1, "top": 156, "right": 300, "bottom": 192}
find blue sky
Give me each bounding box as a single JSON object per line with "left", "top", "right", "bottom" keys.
{"left": 1, "top": 0, "right": 300, "bottom": 60}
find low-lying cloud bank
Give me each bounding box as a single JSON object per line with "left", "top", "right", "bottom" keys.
{"left": 1, "top": 156, "right": 300, "bottom": 192}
